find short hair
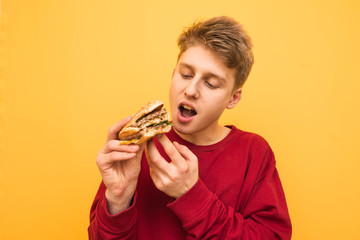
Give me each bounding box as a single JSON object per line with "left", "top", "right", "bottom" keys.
{"left": 177, "top": 16, "right": 254, "bottom": 89}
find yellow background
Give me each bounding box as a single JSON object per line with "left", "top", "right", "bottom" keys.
{"left": 1, "top": 0, "right": 359, "bottom": 239}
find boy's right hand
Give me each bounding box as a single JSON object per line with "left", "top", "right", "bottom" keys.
{"left": 96, "top": 116, "right": 145, "bottom": 215}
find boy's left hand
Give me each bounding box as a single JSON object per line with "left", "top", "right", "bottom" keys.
{"left": 145, "top": 134, "right": 199, "bottom": 199}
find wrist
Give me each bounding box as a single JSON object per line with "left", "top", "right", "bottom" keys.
{"left": 105, "top": 189, "right": 134, "bottom": 215}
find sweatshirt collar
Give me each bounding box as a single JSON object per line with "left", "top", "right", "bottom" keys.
{"left": 166, "top": 125, "right": 238, "bottom": 152}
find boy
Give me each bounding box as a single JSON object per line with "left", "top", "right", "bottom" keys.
{"left": 88, "top": 16, "right": 292, "bottom": 239}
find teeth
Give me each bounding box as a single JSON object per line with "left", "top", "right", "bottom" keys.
{"left": 182, "top": 105, "right": 194, "bottom": 111}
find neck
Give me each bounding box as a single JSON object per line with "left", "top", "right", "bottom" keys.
{"left": 175, "top": 124, "right": 231, "bottom": 146}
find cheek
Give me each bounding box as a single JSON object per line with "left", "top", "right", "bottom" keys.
{"left": 169, "top": 82, "right": 178, "bottom": 97}
{"left": 169, "top": 80, "right": 181, "bottom": 105}
{"left": 204, "top": 93, "right": 231, "bottom": 113}
{"left": 169, "top": 78, "right": 175, "bottom": 92}
{"left": 170, "top": 78, "right": 184, "bottom": 94}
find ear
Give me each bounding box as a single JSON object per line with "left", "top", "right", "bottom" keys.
{"left": 226, "top": 88, "right": 242, "bottom": 109}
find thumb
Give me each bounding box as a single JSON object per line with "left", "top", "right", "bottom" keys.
{"left": 106, "top": 115, "right": 133, "bottom": 142}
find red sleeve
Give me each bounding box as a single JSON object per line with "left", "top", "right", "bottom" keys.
{"left": 88, "top": 182, "right": 138, "bottom": 240}
{"left": 167, "top": 148, "right": 292, "bottom": 240}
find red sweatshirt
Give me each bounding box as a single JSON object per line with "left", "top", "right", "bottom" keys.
{"left": 88, "top": 126, "right": 292, "bottom": 239}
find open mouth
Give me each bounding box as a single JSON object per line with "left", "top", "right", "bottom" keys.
{"left": 179, "top": 104, "right": 197, "bottom": 118}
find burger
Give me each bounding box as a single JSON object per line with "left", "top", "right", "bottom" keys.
{"left": 118, "top": 100, "right": 172, "bottom": 145}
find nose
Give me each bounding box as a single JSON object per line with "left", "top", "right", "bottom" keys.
{"left": 184, "top": 78, "right": 200, "bottom": 99}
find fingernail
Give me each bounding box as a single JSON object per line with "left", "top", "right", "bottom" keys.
{"left": 130, "top": 144, "right": 139, "bottom": 150}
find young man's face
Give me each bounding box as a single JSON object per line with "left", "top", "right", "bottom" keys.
{"left": 169, "top": 45, "right": 242, "bottom": 142}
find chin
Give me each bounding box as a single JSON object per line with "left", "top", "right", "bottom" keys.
{"left": 172, "top": 120, "right": 198, "bottom": 136}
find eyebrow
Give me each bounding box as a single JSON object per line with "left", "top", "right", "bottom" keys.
{"left": 178, "top": 63, "right": 227, "bottom": 84}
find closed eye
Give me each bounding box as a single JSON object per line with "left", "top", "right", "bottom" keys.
{"left": 205, "top": 81, "right": 217, "bottom": 89}
{"left": 181, "top": 73, "right": 193, "bottom": 79}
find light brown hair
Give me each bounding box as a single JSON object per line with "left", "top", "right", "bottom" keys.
{"left": 177, "top": 16, "right": 254, "bottom": 89}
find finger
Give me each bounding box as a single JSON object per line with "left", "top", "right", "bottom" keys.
{"left": 145, "top": 139, "right": 170, "bottom": 172}
{"left": 173, "top": 141, "right": 197, "bottom": 162}
{"left": 104, "top": 151, "right": 137, "bottom": 163}
{"left": 156, "top": 135, "right": 187, "bottom": 169}
{"left": 137, "top": 143, "right": 146, "bottom": 155}
{"left": 106, "top": 116, "right": 133, "bottom": 142}
{"left": 135, "top": 143, "right": 146, "bottom": 160}
{"left": 103, "top": 140, "right": 139, "bottom": 153}
{"left": 97, "top": 150, "right": 137, "bottom": 168}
